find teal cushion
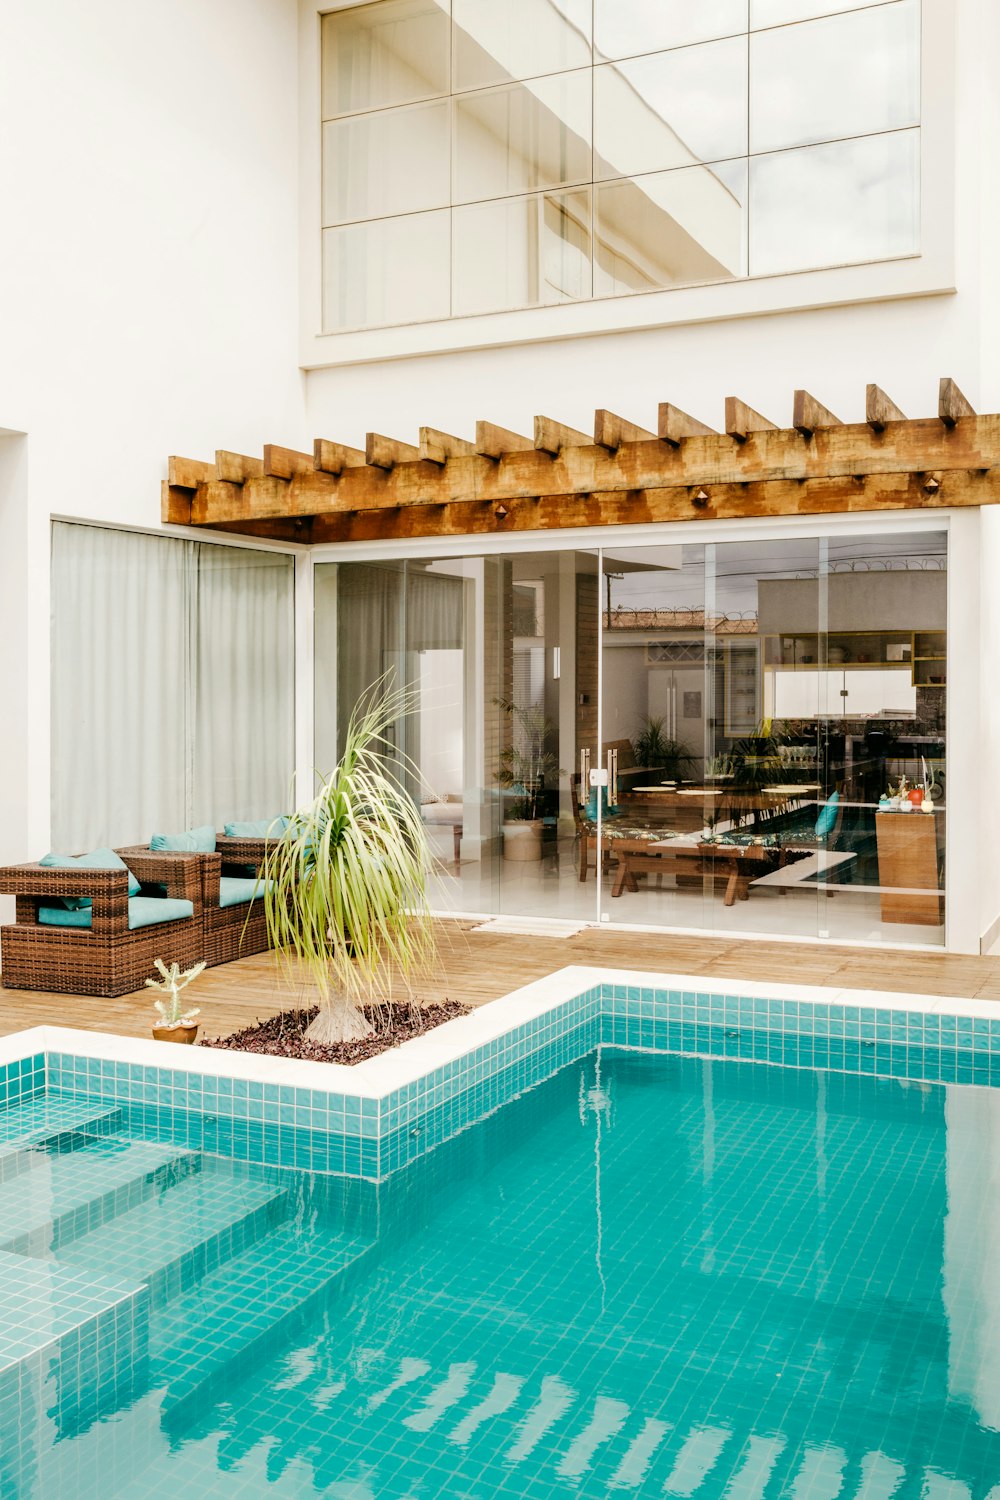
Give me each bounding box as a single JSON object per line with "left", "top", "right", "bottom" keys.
{"left": 814, "top": 790, "right": 840, "bottom": 839}
{"left": 223, "top": 817, "right": 288, "bottom": 838}
{"left": 150, "top": 825, "right": 216, "bottom": 853}
{"left": 219, "top": 877, "right": 272, "bottom": 909}
{"left": 38, "top": 897, "right": 194, "bottom": 930}
{"left": 40, "top": 848, "right": 141, "bottom": 910}
{"left": 38, "top": 904, "right": 93, "bottom": 928}
{"left": 127, "top": 897, "right": 194, "bottom": 930}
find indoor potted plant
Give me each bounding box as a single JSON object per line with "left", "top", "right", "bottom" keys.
{"left": 146, "top": 958, "right": 206, "bottom": 1044}
{"left": 263, "top": 680, "right": 437, "bottom": 1045}
{"left": 495, "top": 699, "right": 562, "bottom": 862}
{"left": 631, "top": 715, "right": 693, "bottom": 780}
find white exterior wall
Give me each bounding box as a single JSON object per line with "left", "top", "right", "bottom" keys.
{"left": 0, "top": 0, "right": 307, "bottom": 876}
{"left": 1, "top": 0, "right": 997, "bottom": 949}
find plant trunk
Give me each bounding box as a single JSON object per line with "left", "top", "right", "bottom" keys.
{"left": 304, "top": 996, "right": 374, "bottom": 1045}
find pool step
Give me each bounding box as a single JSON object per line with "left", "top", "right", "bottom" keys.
{"left": 48, "top": 1160, "right": 290, "bottom": 1307}
{"left": 0, "top": 1092, "right": 124, "bottom": 1183}
{"left": 0, "top": 1135, "right": 200, "bottom": 1256}
{"left": 154, "top": 1223, "right": 376, "bottom": 1423}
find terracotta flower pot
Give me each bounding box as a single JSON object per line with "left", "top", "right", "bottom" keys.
{"left": 151, "top": 1023, "right": 199, "bottom": 1045}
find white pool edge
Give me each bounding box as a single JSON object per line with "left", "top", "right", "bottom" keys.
{"left": 2, "top": 967, "right": 996, "bottom": 1102}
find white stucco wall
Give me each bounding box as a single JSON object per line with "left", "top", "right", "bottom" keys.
{"left": 0, "top": 0, "right": 307, "bottom": 859}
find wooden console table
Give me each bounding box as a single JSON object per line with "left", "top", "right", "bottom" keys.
{"left": 874, "top": 812, "right": 944, "bottom": 925}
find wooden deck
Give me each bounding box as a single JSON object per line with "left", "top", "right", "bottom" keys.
{"left": 2, "top": 921, "right": 999, "bottom": 1043}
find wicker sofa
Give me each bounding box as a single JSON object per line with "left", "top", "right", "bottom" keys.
{"left": 0, "top": 851, "right": 203, "bottom": 998}
{"left": 119, "top": 836, "right": 276, "bottom": 970}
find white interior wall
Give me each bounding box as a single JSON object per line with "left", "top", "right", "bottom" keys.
{"left": 0, "top": 0, "right": 306, "bottom": 861}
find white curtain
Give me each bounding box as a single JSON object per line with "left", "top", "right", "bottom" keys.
{"left": 51, "top": 523, "right": 294, "bottom": 850}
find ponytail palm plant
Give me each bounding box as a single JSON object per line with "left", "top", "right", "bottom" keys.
{"left": 263, "top": 683, "right": 436, "bottom": 1046}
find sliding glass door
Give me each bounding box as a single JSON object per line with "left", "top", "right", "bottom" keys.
{"left": 598, "top": 531, "right": 947, "bottom": 945}
{"left": 316, "top": 526, "right": 946, "bottom": 946}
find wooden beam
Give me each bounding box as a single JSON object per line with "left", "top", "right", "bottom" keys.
{"left": 206, "top": 517, "right": 314, "bottom": 544}
{"left": 263, "top": 444, "right": 314, "bottom": 479}
{"left": 313, "top": 438, "right": 366, "bottom": 476}
{"left": 215, "top": 450, "right": 265, "bottom": 484}
{"left": 657, "top": 403, "right": 717, "bottom": 447}
{"left": 181, "top": 416, "right": 1000, "bottom": 525}
{"left": 939, "top": 377, "right": 976, "bottom": 428}
{"left": 419, "top": 427, "right": 477, "bottom": 465}
{"left": 793, "top": 390, "right": 842, "bottom": 439}
{"left": 594, "top": 410, "right": 656, "bottom": 451}
{"left": 866, "top": 385, "right": 906, "bottom": 433}
{"left": 725, "top": 398, "right": 778, "bottom": 442}
{"left": 365, "top": 433, "right": 421, "bottom": 470}
{"left": 168, "top": 456, "right": 216, "bottom": 489}
{"left": 534, "top": 415, "right": 592, "bottom": 456}
{"left": 304, "top": 468, "right": 998, "bottom": 544}
{"left": 475, "top": 421, "right": 534, "bottom": 460}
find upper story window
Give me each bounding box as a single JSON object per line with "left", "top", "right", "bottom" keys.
{"left": 320, "top": 0, "right": 920, "bottom": 333}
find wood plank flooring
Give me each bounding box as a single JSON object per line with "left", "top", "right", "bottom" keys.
{"left": 1, "top": 921, "right": 999, "bottom": 1043}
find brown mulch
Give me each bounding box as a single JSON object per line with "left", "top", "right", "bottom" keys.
{"left": 200, "top": 1000, "right": 470, "bottom": 1066}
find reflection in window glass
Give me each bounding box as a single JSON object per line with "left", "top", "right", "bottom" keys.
{"left": 594, "top": 39, "right": 748, "bottom": 182}
{"left": 453, "top": 190, "right": 591, "bottom": 315}
{"left": 453, "top": 72, "right": 592, "bottom": 204}
{"left": 322, "top": 210, "right": 451, "bottom": 332}
{"left": 751, "top": 1, "right": 919, "bottom": 155}
{"left": 750, "top": 130, "right": 919, "bottom": 277}
{"left": 751, "top": 0, "right": 877, "bottom": 27}
{"left": 453, "top": 0, "right": 591, "bottom": 91}
{"left": 595, "top": 0, "right": 749, "bottom": 61}
{"left": 595, "top": 162, "right": 746, "bottom": 296}
{"left": 322, "top": 102, "right": 450, "bottom": 225}
{"left": 321, "top": 0, "right": 451, "bottom": 118}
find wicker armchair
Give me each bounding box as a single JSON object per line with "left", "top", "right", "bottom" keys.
{"left": 0, "top": 851, "right": 203, "bottom": 998}
{"left": 119, "top": 836, "right": 276, "bottom": 969}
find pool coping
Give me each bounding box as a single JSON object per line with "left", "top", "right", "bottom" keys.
{"left": 2, "top": 966, "right": 996, "bottom": 1103}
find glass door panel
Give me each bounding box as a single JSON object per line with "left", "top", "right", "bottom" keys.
{"left": 598, "top": 542, "right": 718, "bottom": 931}
{"left": 494, "top": 549, "right": 600, "bottom": 922}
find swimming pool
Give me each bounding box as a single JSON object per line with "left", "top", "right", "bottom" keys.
{"left": 3, "top": 971, "right": 1000, "bottom": 1498}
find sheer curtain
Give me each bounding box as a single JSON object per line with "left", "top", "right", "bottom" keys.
{"left": 51, "top": 523, "right": 294, "bottom": 850}
{"left": 319, "top": 560, "right": 465, "bottom": 799}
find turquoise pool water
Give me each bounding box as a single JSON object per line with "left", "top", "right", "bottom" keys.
{"left": 4, "top": 1050, "right": 1000, "bottom": 1498}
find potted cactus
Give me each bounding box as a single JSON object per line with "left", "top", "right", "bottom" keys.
{"left": 146, "top": 958, "right": 206, "bottom": 1044}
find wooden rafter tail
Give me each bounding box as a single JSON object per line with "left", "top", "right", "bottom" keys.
{"left": 725, "top": 397, "right": 778, "bottom": 443}
{"left": 215, "top": 450, "right": 265, "bottom": 484}
{"left": 939, "top": 377, "right": 976, "bottom": 428}
{"left": 792, "top": 390, "right": 843, "bottom": 439}
{"left": 657, "top": 403, "right": 717, "bottom": 447}
{"left": 262, "top": 444, "right": 314, "bottom": 479}
{"left": 866, "top": 384, "right": 906, "bottom": 433}
{"left": 534, "top": 415, "right": 592, "bottom": 457}
{"left": 313, "top": 438, "right": 366, "bottom": 476}
{"left": 475, "top": 420, "right": 533, "bottom": 460}
{"left": 161, "top": 480, "right": 193, "bottom": 525}
{"left": 419, "top": 427, "right": 477, "bottom": 465}
{"left": 365, "top": 433, "right": 420, "bottom": 471}
{"left": 593, "top": 409, "right": 656, "bottom": 451}
{"left": 167, "top": 455, "right": 216, "bottom": 489}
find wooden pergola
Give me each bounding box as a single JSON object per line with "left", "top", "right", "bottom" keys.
{"left": 163, "top": 380, "right": 998, "bottom": 545}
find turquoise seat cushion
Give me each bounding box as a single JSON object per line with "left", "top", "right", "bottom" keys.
{"left": 219, "top": 877, "right": 271, "bottom": 909}
{"left": 150, "top": 824, "right": 216, "bottom": 853}
{"left": 814, "top": 790, "right": 841, "bottom": 839}
{"left": 40, "top": 848, "right": 141, "bottom": 910}
{"left": 223, "top": 817, "right": 288, "bottom": 838}
{"left": 38, "top": 897, "right": 194, "bottom": 930}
